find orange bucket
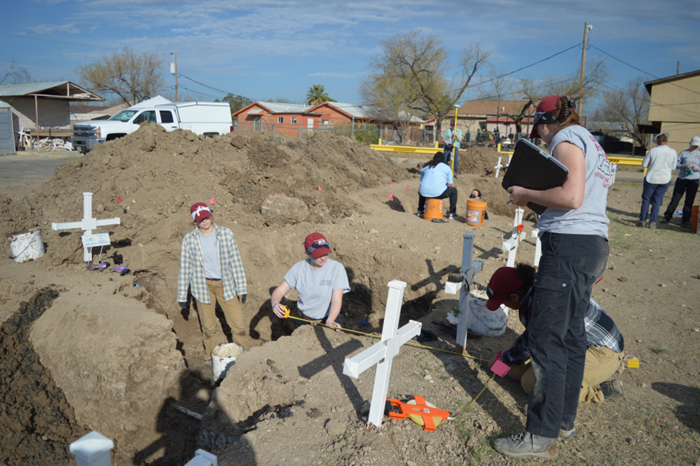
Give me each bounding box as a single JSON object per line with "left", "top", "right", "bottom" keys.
{"left": 424, "top": 198, "right": 443, "bottom": 221}
{"left": 692, "top": 205, "right": 699, "bottom": 233}
{"left": 466, "top": 200, "right": 487, "bottom": 226}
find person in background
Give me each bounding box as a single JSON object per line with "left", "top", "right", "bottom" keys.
{"left": 498, "top": 95, "right": 610, "bottom": 460}
{"left": 443, "top": 121, "right": 463, "bottom": 174}
{"left": 486, "top": 265, "right": 625, "bottom": 409}
{"left": 416, "top": 152, "right": 458, "bottom": 221}
{"left": 177, "top": 203, "right": 249, "bottom": 360}
{"left": 637, "top": 133, "right": 677, "bottom": 228}
{"left": 271, "top": 233, "right": 350, "bottom": 331}
{"left": 661, "top": 136, "right": 700, "bottom": 228}
{"left": 470, "top": 189, "right": 489, "bottom": 220}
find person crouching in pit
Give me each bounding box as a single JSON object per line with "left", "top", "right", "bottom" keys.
{"left": 271, "top": 233, "right": 350, "bottom": 331}
{"left": 177, "top": 202, "right": 249, "bottom": 361}
{"left": 486, "top": 265, "right": 626, "bottom": 426}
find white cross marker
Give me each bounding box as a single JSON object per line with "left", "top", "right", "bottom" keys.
{"left": 501, "top": 207, "right": 525, "bottom": 267}
{"left": 494, "top": 157, "right": 504, "bottom": 178}
{"left": 52, "top": 192, "right": 120, "bottom": 262}
{"left": 455, "top": 233, "right": 484, "bottom": 354}
{"left": 343, "top": 280, "right": 421, "bottom": 428}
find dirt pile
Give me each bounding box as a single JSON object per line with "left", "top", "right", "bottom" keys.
{"left": 0, "top": 289, "right": 89, "bottom": 465}
{"left": 30, "top": 288, "right": 186, "bottom": 460}
{"left": 459, "top": 146, "right": 504, "bottom": 177}
{"left": 11, "top": 125, "right": 402, "bottom": 266}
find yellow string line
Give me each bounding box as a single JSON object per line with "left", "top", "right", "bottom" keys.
{"left": 284, "top": 315, "right": 488, "bottom": 361}
{"left": 284, "top": 314, "right": 498, "bottom": 419}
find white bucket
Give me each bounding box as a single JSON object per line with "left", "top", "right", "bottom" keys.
{"left": 211, "top": 343, "right": 245, "bottom": 382}
{"left": 8, "top": 230, "right": 45, "bottom": 263}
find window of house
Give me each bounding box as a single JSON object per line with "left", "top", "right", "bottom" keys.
{"left": 278, "top": 117, "right": 284, "bottom": 124}
{"left": 322, "top": 119, "right": 330, "bottom": 125}
{"left": 291, "top": 117, "right": 297, "bottom": 124}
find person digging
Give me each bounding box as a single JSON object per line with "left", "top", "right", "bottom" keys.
{"left": 177, "top": 202, "right": 249, "bottom": 363}
{"left": 271, "top": 232, "right": 350, "bottom": 331}
{"left": 486, "top": 265, "right": 626, "bottom": 439}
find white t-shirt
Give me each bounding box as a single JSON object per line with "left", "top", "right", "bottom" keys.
{"left": 284, "top": 258, "right": 350, "bottom": 319}
{"left": 643, "top": 145, "right": 677, "bottom": 184}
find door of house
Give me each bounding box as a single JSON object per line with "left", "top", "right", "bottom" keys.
{"left": 254, "top": 117, "right": 262, "bottom": 131}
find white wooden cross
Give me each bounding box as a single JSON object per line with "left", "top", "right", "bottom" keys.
{"left": 531, "top": 228, "right": 542, "bottom": 266}
{"left": 494, "top": 157, "right": 504, "bottom": 178}
{"left": 343, "top": 280, "right": 422, "bottom": 428}
{"left": 501, "top": 207, "right": 525, "bottom": 267}
{"left": 52, "top": 192, "right": 120, "bottom": 262}
{"left": 455, "top": 232, "right": 484, "bottom": 354}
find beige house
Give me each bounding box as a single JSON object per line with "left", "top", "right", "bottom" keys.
{"left": 644, "top": 70, "right": 700, "bottom": 153}
{"left": 449, "top": 100, "right": 535, "bottom": 139}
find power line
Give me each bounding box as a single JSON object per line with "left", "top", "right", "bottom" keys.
{"left": 589, "top": 44, "right": 700, "bottom": 98}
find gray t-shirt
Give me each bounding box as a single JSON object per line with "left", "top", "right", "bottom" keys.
{"left": 198, "top": 230, "right": 221, "bottom": 279}
{"left": 538, "top": 125, "right": 611, "bottom": 239}
{"left": 284, "top": 258, "right": 350, "bottom": 319}
{"left": 677, "top": 149, "right": 700, "bottom": 180}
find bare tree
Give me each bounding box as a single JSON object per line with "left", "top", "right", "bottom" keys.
{"left": 360, "top": 28, "right": 490, "bottom": 136}
{"left": 76, "top": 47, "right": 165, "bottom": 106}
{"left": 359, "top": 71, "right": 415, "bottom": 143}
{"left": 592, "top": 76, "right": 649, "bottom": 148}
{"left": 477, "top": 65, "right": 515, "bottom": 113}
{"left": 0, "top": 59, "right": 33, "bottom": 85}
{"left": 513, "top": 56, "right": 609, "bottom": 134}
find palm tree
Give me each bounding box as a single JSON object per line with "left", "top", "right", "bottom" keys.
{"left": 306, "top": 84, "right": 336, "bottom": 105}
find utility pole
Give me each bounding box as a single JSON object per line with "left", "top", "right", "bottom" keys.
{"left": 677, "top": 61, "right": 681, "bottom": 75}
{"left": 579, "top": 22, "right": 592, "bottom": 120}
{"left": 170, "top": 52, "right": 178, "bottom": 102}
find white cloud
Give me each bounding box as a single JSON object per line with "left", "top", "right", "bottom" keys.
{"left": 29, "top": 23, "right": 79, "bottom": 35}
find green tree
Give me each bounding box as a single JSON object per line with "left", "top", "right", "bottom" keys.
{"left": 221, "top": 93, "right": 252, "bottom": 114}
{"left": 361, "top": 28, "right": 490, "bottom": 135}
{"left": 76, "top": 47, "right": 165, "bottom": 106}
{"left": 306, "top": 84, "right": 335, "bottom": 105}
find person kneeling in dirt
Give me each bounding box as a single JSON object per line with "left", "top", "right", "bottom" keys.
{"left": 416, "top": 151, "right": 458, "bottom": 220}
{"left": 177, "top": 202, "right": 249, "bottom": 360}
{"left": 486, "top": 264, "right": 625, "bottom": 411}
{"left": 271, "top": 233, "right": 350, "bottom": 331}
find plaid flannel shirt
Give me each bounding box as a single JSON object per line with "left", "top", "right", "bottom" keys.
{"left": 177, "top": 225, "right": 247, "bottom": 304}
{"left": 501, "top": 288, "right": 624, "bottom": 366}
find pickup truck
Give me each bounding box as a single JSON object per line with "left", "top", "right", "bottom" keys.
{"left": 73, "top": 101, "right": 233, "bottom": 153}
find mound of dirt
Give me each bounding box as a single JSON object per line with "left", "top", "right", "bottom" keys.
{"left": 15, "top": 125, "right": 403, "bottom": 266}
{"left": 0, "top": 289, "right": 89, "bottom": 465}
{"left": 459, "top": 146, "right": 504, "bottom": 177}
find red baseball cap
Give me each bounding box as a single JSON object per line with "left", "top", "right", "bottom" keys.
{"left": 530, "top": 95, "right": 561, "bottom": 139}
{"left": 486, "top": 267, "right": 525, "bottom": 310}
{"left": 304, "top": 232, "right": 332, "bottom": 258}
{"left": 190, "top": 202, "right": 212, "bottom": 222}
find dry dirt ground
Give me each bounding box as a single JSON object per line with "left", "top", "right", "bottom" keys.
{"left": 0, "top": 127, "right": 699, "bottom": 466}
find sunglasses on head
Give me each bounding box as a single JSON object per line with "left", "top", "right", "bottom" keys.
{"left": 306, "top": 243, "right": 330, "bottom": 255}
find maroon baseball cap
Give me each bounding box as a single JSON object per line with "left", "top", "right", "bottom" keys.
{"left": 486, "top": 267, "right": 525, "bottom": 311}
{"left": 190, "top": 202, "right": 212, "bottom": 222}
{"left": 304, "top": 232, "right": 332, "bottom": 258}
{"left": 530, "top": 95, "right": 561, "bottom": 139}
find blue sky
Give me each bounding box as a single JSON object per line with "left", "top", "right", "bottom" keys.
{"left": 2, "top": 0, "right": 699, "bottom": 112}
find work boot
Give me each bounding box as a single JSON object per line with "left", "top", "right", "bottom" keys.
{"left": 649, "top": 222, "right": 657, "bottom": 229}
{"left": 635, "top": 220, "right": 644, "bottom": 227}
{"left": 600, "top": 379, "right": 625, "bottom": 399}
{"left": 493, "top": 432, "right": 558, "bottom": 460}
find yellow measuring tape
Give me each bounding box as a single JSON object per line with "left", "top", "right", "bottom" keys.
{"left": 280, "top": 306, "right": 497, "bottom": 418}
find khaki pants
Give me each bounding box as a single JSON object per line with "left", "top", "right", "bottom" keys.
{"left": 509, "top": 346, "right": 625, "bottom": 404}
{"left": 195, "top": 279, "right": 248, "bottom": 358}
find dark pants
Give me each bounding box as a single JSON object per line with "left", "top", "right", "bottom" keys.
{"left": 418, "top": 186, "right": 458, "bottom": 214}
{"left": 526, "top": 233, "right": 609, "bottom": 439}
{"left": 639, "top": 179, "right": 670, "bottom": 223}
{"left": 443, "top": 147, "right": 459, "bottom": 174}
{"left": 663, "top": 178, "right": 699, "bottom": 224}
